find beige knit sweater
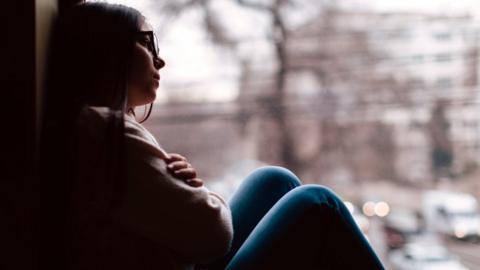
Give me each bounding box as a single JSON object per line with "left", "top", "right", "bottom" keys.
{"left": 70, "top": 106, "right": 233, "bottom": 270}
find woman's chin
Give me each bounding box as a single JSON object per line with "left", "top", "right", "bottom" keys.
{"left": 147, "top": 91, "right": 157, "bottom": 103}
{"left": 153, "top": 80, "right": 160, "bottom": 89}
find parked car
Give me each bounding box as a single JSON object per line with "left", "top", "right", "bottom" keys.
{"left": 384, "top": 208, "right": 421, "bottom": 250}
{"left": 422, "top": 190, "right": 480, "bottom": 240}
{"left": 389, "top": 240, "right": 469, "bottom": 270}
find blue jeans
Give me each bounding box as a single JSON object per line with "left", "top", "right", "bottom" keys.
{"left": 199, "top": 166, "right": 385, "bottom": 269}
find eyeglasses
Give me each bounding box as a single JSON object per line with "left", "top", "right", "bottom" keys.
{"left": 136, "top": 31, "right": 160, "bottom": 59}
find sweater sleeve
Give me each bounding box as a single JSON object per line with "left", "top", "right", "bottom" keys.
{"left": 111, "top": 127, "right": 233, "bottom": 263}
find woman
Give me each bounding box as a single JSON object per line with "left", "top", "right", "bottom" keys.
{"left": 40, "top": 2, "right": 384, "bottom": 269}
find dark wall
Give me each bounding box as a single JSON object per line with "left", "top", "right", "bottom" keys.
{"left": 0, "top": 0, "right": 37, "bottom": 269}
{"left": 0, "top": 0, "right": 82, "bottom": 268}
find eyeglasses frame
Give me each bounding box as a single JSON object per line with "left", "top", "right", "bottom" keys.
{"left": 136, "top": 30, "right": 160, "bottom": 59}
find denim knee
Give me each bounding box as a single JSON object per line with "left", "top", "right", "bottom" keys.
{"left": 245, "top": 166, "right": 302, "bottom": 191}
{"left": 286, "top": 184, "right": 344, "bottom": 211}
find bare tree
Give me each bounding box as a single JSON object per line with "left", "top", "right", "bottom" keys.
{"left": 152, "top": 0, "right": 302, "bottom": 170}
{"left": 151, "top": 0, "right": 407, "bottom": 182}
{"left": 234, "top": 0, "right": 299, "bottom": 170}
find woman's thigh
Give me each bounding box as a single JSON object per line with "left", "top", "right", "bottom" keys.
{"left": 200, "top": 166, "right": 301, "bottom": 270}
{"left": 225, "top": 185, "right": 385, "bottom": 270}
{"left": 228, "top": 166, "right": 302, "bottom": 249}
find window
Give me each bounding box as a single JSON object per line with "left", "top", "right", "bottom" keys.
{"left": 435, "top": 53, "right": 452, "bottom": 63}
{"left": 411, "top": 54, "right": 425, "bottom": 63}
{"left": 434, "top": 32, "right": 452, "bottom": 41}
{"left": 435, "top": 77, "right": 454, "bottom": 89}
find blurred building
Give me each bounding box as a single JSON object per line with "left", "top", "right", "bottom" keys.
{"left": 239, "top": 9, "right": 480, "bottom": 184}
{"left": 366, "top": 12, "right": 480, "bottom": 183}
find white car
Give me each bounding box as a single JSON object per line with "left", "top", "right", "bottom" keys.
{"left": 422, "top": 190, "right": 480, "bottom": 239}
{"left": 389, "top": 241, "right": 469, "bottom": 270}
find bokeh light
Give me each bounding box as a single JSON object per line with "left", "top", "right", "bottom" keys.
{"left": 362, "top": 201, "right": 376, "bottom": 217}
{"left": 374, "top": 201, "right": 390, "bottom": 217}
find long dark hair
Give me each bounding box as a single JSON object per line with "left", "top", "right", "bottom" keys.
{"left": 39, "top": 2, "right": 143, "bottom": 268}
{"left": 46, "top": 2, "right": 141, "bottom": 112}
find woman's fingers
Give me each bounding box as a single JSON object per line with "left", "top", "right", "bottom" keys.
{"left": 185, "top": 178, "right": 204, "bottom": 188}
{"left": 172, "top": 168, "right": 197, "bottom": 179}
{"left": 163, "top": 154, "right": 201, "bottom": 184}
{"left": 165, "top": 153, "right": 187, "bottom": 163}
{"left": 167, "top": 161, "right": 191, "bottom": 171}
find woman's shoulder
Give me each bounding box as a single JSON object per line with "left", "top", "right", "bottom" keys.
{"left": 123, "top": 113, "right": 160, "bottom": 147}
{"left": 76, "top": 106, "right": 161, "bottom": 149}
{"left": 78, "top": 106, "right": 120, "bottom": 123}
{"left": 75, "top": 106, "right": 121, "bottom": 139}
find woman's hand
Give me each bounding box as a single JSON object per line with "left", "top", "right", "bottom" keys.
{"left": 164, "top": 153, "right": 204, "bottom": 187}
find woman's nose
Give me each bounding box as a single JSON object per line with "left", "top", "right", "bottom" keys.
{"left": 154, "top": 57, "right": 165, "bottom": 70}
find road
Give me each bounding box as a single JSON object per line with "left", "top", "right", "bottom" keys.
{"left": 446, "top": 239, "right": 480, "bottom": 270}
{"left": 367, "top": 219, "right": 480, "bottom": 269}
{"left": 351, "top": 182, "right": 480, "bottom": 269}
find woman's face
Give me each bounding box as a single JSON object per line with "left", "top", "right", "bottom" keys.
{"left": 127, "top": 21, "right": 165, "bottom": 108}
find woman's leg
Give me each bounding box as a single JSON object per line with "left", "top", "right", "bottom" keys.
{"left": 201, "top": 166, "right": 302, "bottom": 270}
{"left": 225, "top": 185, "right": 385, "bottom": 270}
